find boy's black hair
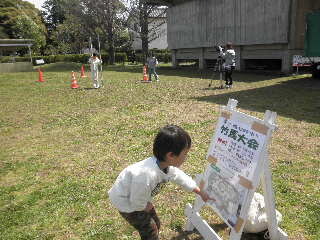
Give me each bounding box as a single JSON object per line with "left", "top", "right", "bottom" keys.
{"left": 153, "top": 125, "right": 191, "bottom": 162}
{"left": 93, "top": 53, "right": 97, "bottom": 57}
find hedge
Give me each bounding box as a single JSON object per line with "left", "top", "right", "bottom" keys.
{"left": 0, "top": 51, "right": 171, "bottom": 65}
{"left": 127, "top": 49, "right": 171, "bottom": 63}
{"left": 133, "top": 52, "right": 171, "bottom": 63}
{"left": 0, "top": 53, "right": 127, "bottom": 65}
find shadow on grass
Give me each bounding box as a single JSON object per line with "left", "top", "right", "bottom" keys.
{"left": 82, "top": 87, "right": 99, "bottom": 91}
{"left": 169, "top": 223, "right": 226, "bottom": 240}
{"left": 35, "top": 63, "right": 287, "bottom": 83}
{"left": 171, "top": 224, "right": 268, "bottom": 240}
{"left": 109, "top": 65, "right": 286, "bottom": 83}
{"left": 194, "top": 77, "right": 320, "bottom": 124}
{"left": 34, "top": 62, "right": 86, "bottom": 72}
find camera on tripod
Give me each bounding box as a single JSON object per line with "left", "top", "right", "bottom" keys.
{"left": 213, "top": 45, "right": 225, "bottom": 73}
{"left": 214, "top": 45, "right": 224, "bottom": 52}
{"left": 208, "top": 45, "right": 225, "bottom": 88}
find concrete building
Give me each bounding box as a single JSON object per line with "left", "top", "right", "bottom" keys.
{"left": 149, "top": 0, "right": 320, "bottom": 73}
{"left": 130, "top": 8, "right": 168, "bottom": 50}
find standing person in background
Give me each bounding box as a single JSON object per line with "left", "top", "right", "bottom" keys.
{"left": 147, "top": 53, "right": 159, "bottom": 82}
{"left": 88, "top": 53, "right": 102, "bottom": 89}
{"left": 218, "top": 42, "right": 236, "bottom": 88}
{"left": 132, "top": 50, "right": 136, "bottom": 64}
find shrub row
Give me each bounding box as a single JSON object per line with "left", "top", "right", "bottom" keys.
{"left": 0, "top": 51, "right": 171, "bottom": 64}
{"left": 133, "top": 49, "right": 171, "bottom": 55}
{"left": 0, "top": 53, "right": 127, "bottom": 65}
{"left": 131, "top": 52, "right": 171, "bottom": 63}
{"left": 127, "top": 49, "right": 171, "bottom": 63}
{"left": 154, "top": 52, "right": 171, "bottom": 63}
{"left": 30, "top": 53, "right": 127, "bottom": 65}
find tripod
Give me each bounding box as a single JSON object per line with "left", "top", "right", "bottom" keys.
{"left": 208, "top": 56, "right": 224, "bottom": 88}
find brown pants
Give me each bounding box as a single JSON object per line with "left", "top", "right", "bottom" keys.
{"left": 119, "top": 208, "right": 161, "bottom": 240}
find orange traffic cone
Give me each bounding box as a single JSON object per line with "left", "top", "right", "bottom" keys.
{"left": 80, "top": 64, "right": 87, "bottom": 78}
{"left": 141, "top": 65, "right": 150, "bottom": 82}
{"left": 71, "top": 71, "right": 80, "bottom": 89}
{"left": 37, "top": 68, "right": 45, "bottom": 82}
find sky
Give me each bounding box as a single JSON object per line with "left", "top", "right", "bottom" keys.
{"left": 24, "top": 0, "right": 45, "bottom": 10}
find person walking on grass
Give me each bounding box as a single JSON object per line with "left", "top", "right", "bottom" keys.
{"left": 88, "top": 53, "right": 102, "bottom": 89}
{"left": 218, "top": 42, "right": 236, "bottom": 88}
{"left": 108, "top": 125, "right": 215, "bottom": 240}
{"left": 147, "top": 54, "right": 159, "bottom": 81}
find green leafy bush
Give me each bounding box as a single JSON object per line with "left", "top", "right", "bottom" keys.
{"left": 130, "top": 50, "right": 171, "bottom": 64}
{"left": 2, "top": 52, "right": 146, "bottom": 65}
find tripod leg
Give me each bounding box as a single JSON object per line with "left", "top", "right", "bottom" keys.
{"left": 208, "top": 66, "right": 216, "bottom": 87}
{"left": 208, "top": 72, "right": 214, "bottom": 87}
{"left": 219, "top": 72, "right": 223, "bottom": 88}
{"left": 209, "top": 61, "right": 219, "bottom": 87}
{"left": 208, "top": 78, "right": 213, "bottom": 87}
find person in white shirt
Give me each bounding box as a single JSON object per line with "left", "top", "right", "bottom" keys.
{"left": 108, "top": 125, "right": 214, "bottom": 240}
{"left": 88, "top": 53, "right": 102, "bottom": 88}
{"left": 218, "top": 42, "right": 236, "bottom": 88}
{"left": 147, "top": 54, "right": 159, "bottom": 81}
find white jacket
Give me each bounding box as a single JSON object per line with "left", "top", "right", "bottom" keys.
{"left": 219, "top": 47, "right": 236, "bottom": 69}
{"left": 108, "top": 157, "right": 197, "bottom": 213}
{"left": 88, "top": 57, "right": 102, "bottom": 71}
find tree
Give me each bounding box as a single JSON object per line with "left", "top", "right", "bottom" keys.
{"left": 14, "top": 15, "right": 46, "bottom": 53}
{"left": 0, "top": 0, "right": 47, "bottom": 53}
{"left": 41, "top": 0, "right": 66, "bottom": 34}
{"left": 41, "top": 0, "right": 91, "bottom": 55}
{"left": 47, "top": 14, "right": 89, "bottom": 54}
{"left": 66, "top": 0, "right": 126, "bottom": 64}
{"left": 124, "top": 0, "right": 167, "bottom": 62}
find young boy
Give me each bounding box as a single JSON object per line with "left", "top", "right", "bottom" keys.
{"left": 147, "top": 54, "right": 159, "bottom": 81}
{"left": 88, "top": 53, "right": 102, "bottom": 88}
{"left": 108, "top": 125, "right": 214, "bottom": 240}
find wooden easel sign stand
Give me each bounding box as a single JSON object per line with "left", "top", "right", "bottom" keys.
{"left": 185, "top": 99, "right": 288, "bottom": 240}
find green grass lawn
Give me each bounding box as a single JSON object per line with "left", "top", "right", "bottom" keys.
{"left": 0, "top": 62, "right": 319, "bottom": 240}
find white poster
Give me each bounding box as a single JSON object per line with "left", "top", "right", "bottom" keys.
{"left": 208, "top": 116, "right": 266, "bottom": 181}
{"left": 292, "top": 55, "right": 320, "bottom": 66}
{"left": 204, "top": 115, "right": 268, "bottom": 230}
{"left": 204, "top": 164, "right": 247, "bottom": 228}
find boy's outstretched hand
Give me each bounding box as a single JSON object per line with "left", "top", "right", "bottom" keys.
{"left": 199, "top": 190, "right": 215, "bottom": 202}
{"left": 193, "top": 187, "right": 215, "bottom": 202}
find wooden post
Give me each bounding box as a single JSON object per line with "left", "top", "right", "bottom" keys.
{"left": 172, "top": 49, "right": 178, "bottom": 68}
{"left": 199, "top": 47, "right": 206, "bottom": 70}
{"left": 28, "top": 44, "right": 33, "bottom": 64}
{"left": 185, "top": 174, "right": 205, "bottom": 231}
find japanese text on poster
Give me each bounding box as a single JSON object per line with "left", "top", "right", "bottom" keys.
{"left": 208, "top": 116, "right": 266, "bottom": 180}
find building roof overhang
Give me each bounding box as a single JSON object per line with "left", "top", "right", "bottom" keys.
{"left": 0, "top": 39, "right": 34, "bottom": 51}
{"left": 146, "top": 0, "right": 190, "bottom": 6}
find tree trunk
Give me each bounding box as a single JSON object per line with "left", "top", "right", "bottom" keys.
{"left": 107, "top": 27, "right": 115, "bottom": 65}
{"left": 139, "top": 2, "right": 149, "bottom": 63}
